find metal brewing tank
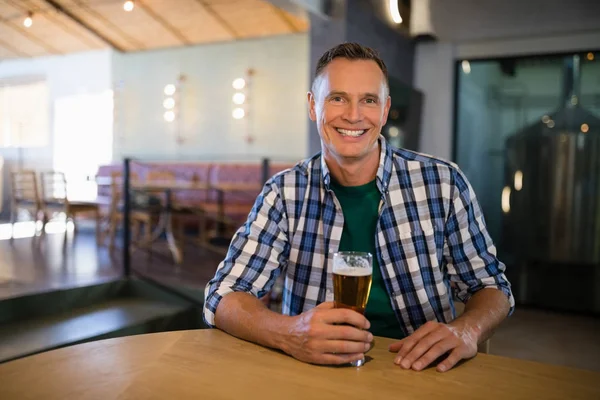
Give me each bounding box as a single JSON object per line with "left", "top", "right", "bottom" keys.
{"left": 503, "top": 55, "right": 600, "bottom": 265}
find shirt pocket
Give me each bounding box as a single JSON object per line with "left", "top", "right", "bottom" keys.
{"left": 395, "top": 225, "right": 438, "bottom": 276}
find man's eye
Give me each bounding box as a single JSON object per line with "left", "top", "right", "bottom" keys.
{"left": 332, "top": 96, "right": 343, "bottom": 102}
{"left": 365, "top": 98, "right": 377, "bottom": 104}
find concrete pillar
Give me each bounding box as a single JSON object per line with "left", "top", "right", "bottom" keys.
{"left": 306, "top": 0, "right": 416, "bottom": 156}
{"left": 307, "top": 1, "right": 347, "bottom": 156}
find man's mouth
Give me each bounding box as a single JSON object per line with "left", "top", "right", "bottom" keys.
{"left": 336, "top": 128, "right": 367, "bottom": 137}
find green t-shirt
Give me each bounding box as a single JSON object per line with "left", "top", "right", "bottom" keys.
{"left": 330, "top": 179, "right": 404, "bottom": 340}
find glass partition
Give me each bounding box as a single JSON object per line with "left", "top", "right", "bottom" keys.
{"left": 454, "top": 51, "right": 600, "bottom": 312}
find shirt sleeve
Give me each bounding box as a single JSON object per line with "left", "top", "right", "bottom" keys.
{"left": 443, "top": 166, "right": 515, "bottom": 315}
{"left": 202, "top": 179, "right": 290, "bottom": 328}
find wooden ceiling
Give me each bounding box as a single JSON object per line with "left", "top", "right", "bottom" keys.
{"left": 0, "top": 0, "right": 309, "bottom": 60}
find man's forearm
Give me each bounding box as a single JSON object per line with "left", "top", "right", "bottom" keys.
{"left": 214, "top": 292, "right": 292, "bottom": 351}
{"left": 453, "top": 288, "right": 511, "bottom": 344}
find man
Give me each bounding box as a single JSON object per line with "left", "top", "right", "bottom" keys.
{"left": 203, "top": 43, "right": 514, "bottom": 372}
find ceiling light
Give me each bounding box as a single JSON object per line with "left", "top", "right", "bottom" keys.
{"left": 23, "top": 12, "right": 33, "bottom": 28}
{"left": 587, "top": 52, "right": 594, "bottom": 61}
{"left": 461, "top": 60, "right": 471, "bottom": 74}
{"left": 232, "top": 78, "right": 246, "bottom": 90}
{"left": 581, "top": 123, "right": 589, "bottom": 133}
{"left": 232, "top": 108, "right": 245, "bottom": 119}
{"left": 232, "top": 93, "right": 245, "bottom": 105}
{"left": 388, "top": 126, "right": 400, "bottom": 137}
{"left": 389, "top": 0, "right": 402, "bottom": 23}
{"left": 164, "top": 84, "right": 176, "bottom": 96}
{"left": 124, "top": 1, "right": 134, "bottom": 12}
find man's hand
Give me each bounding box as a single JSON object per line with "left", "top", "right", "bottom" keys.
{"left": 281, "top": 302, "right": 373, "bottom": 365}
{"left": 388, "top": 320, "right": 479, "bottom": 372}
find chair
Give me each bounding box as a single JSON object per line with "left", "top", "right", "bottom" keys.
{"left": 102, "top": 171, "right": 149, "bottom": 250}
{"left": 136, "top": 170, "right": 176, "bottom": 246}
{"left": 143, "top": 169, "right": 208, "bottom": 259}
{"left": 9, "top": 170, "right": 43, "bottom": 230}
{"left": 39, "top": 171, "right": 100, "bottom": 241}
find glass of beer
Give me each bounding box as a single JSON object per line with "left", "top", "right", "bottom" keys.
{"left": 332, "top": 251, "right": 373, "bottom": 367}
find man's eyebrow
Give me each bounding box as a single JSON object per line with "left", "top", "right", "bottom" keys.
{"left": 326, "top": 91, "right": 381, "bottom": 98}
{"left": 362, "top": 92, "right": 380, "bottom": 98}
{"left": 326, "top": 90, "right": 349, "bottom": 97}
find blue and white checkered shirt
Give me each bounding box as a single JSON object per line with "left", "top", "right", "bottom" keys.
{"left": 203, "top": 137, "right": 514, "bottom": 335}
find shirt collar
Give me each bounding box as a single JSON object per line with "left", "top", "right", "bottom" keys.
{"left": 320, "top": 135, "right": 393, "bottom": 193}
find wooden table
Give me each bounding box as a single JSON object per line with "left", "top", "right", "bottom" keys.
{"left": 135, "top": 182, "right": 260, "bottom": 262}
{"left": 95, "top": 178, "right": 261, "bottom": 263}
{"left": 0, "top": 330, "right": 598, "bottom": 399}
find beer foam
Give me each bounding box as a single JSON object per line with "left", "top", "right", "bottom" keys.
{"left": 333, "top": 267, "right": 372, "bottom": 277}
{"left": 333, "top": 255, "right": 372, "bottom": 275}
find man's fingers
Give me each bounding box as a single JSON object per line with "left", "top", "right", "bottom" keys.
{"left": 320, "top": 308, "right": 370, "bottom": 330}
{"left": 318, "top": 353, "right": 365, "bottom": 366}
{"left": 388, "top": 339, "right": 404, "bottom": 353}
{"left": 437, "top": 348, "right": 464, "bottom": 372}
{"left": 396, "top": 322, "right": 442, "bottom": 359}
{"left": 410, "top": 338, "right": 456, "bottom": 371}
{"left": 321, "top": 340, "right": 371, "bottom": 355}
{"left": 398, "top": 328, "right": 448, "bottom": 369}
{"left": 325, "top": 325, "right": 373, "bottom": 343}
{"left": 315, "top": 301, "right": 335, "bottom": 310}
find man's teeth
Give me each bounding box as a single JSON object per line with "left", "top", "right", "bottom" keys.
{"left": 336, "top": 128, "right": 366, "bottom": 137}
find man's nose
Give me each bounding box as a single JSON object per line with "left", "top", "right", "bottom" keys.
{"left": 343, "top": 101, "right": 363, "bottom": 123}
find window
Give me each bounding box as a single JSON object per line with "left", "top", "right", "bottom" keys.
{"left": 0, "top": 78, "right": 49, "bottom": 148}
{"left": 454, "top": 51, "right": 600, "bottom": 266}
{"left": 53, "top": 91, "right": 114, "bottom": 200}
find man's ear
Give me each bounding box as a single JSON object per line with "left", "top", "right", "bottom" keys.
{"left": 307, "top": 91, "right": 317, "bottom": 121}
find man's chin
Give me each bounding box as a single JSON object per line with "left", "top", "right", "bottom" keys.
{"left": 331, "top": 147, "right": 373, "bottom": 161}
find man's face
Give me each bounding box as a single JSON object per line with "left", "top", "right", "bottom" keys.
{"left": 308, "top": 58, "right": 391, "bottom": 163}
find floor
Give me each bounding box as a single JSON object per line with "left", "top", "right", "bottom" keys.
{"left": 0, "top": 221, "right": 223, "bottom": 300}
{"left": 0, "top": 222, "right": 599, "bottom": 372}
{"left": 491, "top": 307, "right": 600, "bottom": 372}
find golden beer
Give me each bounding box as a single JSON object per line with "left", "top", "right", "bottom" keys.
{"left": 332, "top": 252, "right": 373, "bottom": 314}
{"left": 333, "top": 271, "right": 372, "bottom": 314}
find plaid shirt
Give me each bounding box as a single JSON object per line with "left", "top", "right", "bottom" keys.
{"left": 203, "top": 137, "right": 514, "bottom": 335}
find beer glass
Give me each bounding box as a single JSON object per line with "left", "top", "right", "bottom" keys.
{"left": 332, "top": 251, "right": 373, "bottom": 367}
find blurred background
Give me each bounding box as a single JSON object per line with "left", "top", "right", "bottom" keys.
{"left": 0, "top": 0, "right": 598, "bottom": 372}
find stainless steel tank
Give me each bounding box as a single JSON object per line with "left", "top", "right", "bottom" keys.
{"left": 503, "top": 55, "right": 600, "bottom": 265}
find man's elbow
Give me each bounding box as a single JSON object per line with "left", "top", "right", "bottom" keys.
{"left": 202, "top": 288, "right": 224, "bottom": 329}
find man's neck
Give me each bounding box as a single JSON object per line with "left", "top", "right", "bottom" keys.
{"left": 324, "top": 144, "right": 380, "bottom": 187}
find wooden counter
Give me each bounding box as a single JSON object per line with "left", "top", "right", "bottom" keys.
{"left": 0, "top": 329, "right": 598, "bottom": 399}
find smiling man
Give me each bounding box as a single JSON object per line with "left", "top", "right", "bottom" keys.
{"left": 203, "top": 43, "right": 514, "bottom": 372}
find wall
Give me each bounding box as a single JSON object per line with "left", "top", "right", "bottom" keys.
{"left": 0, "top": 49, "right": 112, "bottom": 218}
{"left": 345, "top": 0, "right": 414, "bottom": 86}
{"left": 111, "top": 33, "right": 309, "bottom": 162}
